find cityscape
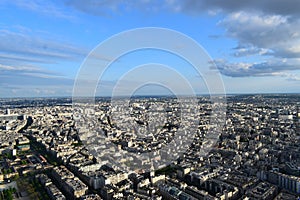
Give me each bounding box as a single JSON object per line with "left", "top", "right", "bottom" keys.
{"left": 0, "top": 94, "right": 299, "bottom": 199}
{"left": 1, "top": 0, "right": 300, "bottom": 200}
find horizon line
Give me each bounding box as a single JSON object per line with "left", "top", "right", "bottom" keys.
{"left": 1, "top": 92, "right": 300, "bottom": 99}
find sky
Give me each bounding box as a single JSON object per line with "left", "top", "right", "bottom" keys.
{"left": 0, "top": 0, "right": 300, "bottom": 97}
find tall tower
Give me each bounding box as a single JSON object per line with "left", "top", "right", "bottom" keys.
{"left": 6, "top": 108, "right": 10, "bottom": 115}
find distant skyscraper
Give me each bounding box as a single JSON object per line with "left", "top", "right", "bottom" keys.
{"left": 6, "top": 108, "right": 10, "bottom": 115}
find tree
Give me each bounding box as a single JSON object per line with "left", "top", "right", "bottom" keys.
{"left": 12, "top": 187, "right": 17, "bottom": 193}
{"left": 2, "top": 189, "right": 13, "bottom": 200}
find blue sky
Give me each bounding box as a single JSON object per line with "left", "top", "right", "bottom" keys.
{"left": 0, "top": 0, "right": 299, "bottom": 97}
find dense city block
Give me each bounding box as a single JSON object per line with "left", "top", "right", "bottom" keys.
{"left": 0, "top": 94, "right": 299, "bottom": 199}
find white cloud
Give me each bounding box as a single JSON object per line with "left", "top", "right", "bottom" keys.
{"left": 63, "top": 0, "right": 300, "bottom": 79}
{"left": 219, "top": 12, "right": 294, "bottom": 51}
{"left": 0, "top": 29, "right": 88, "bottom": 66}
{"left": 216, "top": 11, "right": 300, "bottom": 77}
{"left": 2, "top": 0, "right": 75, "bottom": 20}
{"left": 215, "top": 59, "right": 300, "bottom": 78}
{"left": 0, "top": 64, "right": 41, "bottom": 72}
{"left": 232, "top": 45, "right": 272, "bottom": 57}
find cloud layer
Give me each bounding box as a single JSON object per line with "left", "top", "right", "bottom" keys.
{"left": 0, "top": 29, "right": 86, "bottom": 66}
{"left": 64, "top": 0, "right": 300, "bottom": 79}
{"left": 0, "top": 24, "right": 87, "bottom": 97}
{"left": 1, "top": 0, "right": 299, "bottom": 96}
{"left": 64, "top": 0, "right": 300, "bottom": 18}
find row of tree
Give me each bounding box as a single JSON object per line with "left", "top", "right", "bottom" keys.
{"left": 0, "top": 187, "right": 16, "bottom": 200}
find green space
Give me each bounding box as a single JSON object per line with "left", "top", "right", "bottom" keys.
{"left": 29, "top": 138, "right": 62, "bottom": 166}
{"left": 155, "top": 165, "right": 176, "bottom": 176}
{"left": 17, "top": 176, "right": 50, "bottom": 200}
{"left": 0, "top": 187, "right": 16, "bottom": 200}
